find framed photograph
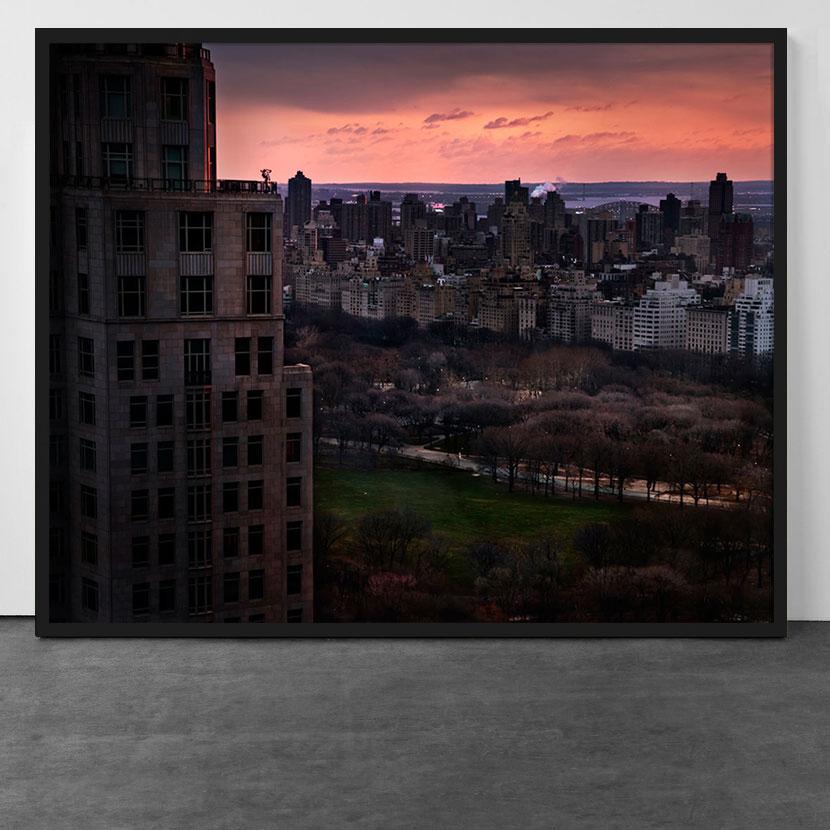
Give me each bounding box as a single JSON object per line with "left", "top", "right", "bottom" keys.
{"left": 37, "top": 29, "right": 785, "bottom": 636}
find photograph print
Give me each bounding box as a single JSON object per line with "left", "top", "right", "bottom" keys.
{"left": 41, "top": 32, "right": 784, "bottom": 634}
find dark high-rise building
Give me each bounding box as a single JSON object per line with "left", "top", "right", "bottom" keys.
{"left": 400, "top": 193, "right": 427, "bottom": 236}
{"left": 544, "top": 190, "right": 567, "bottom": 229}
{"left": 708, "top": 172, "right": 734, "bottom": 237}
{"left": 716, "top": 213, "right": 754, "bottom": 272}
{"left": 635, "top": 204, "right": 664, "bottom": 250}
{"left": 659, "top": 193, "right": 682, "bottom": 239}
{"left": 367, "top": 190, "right": 393, "bottom": 243}
{"left": 49, "top": 43, "right": 314, "bottom": 624}
{"left": 487, "top": 197, "right": 505, "bottom": 233}
{"left": 505, "top": 178, "right": 529, "bottom": 206}
{"left": 286, "top": 170, "right": 312, "bottom": 241}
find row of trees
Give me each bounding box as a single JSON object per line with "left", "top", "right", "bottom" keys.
{"left": 313, "top": 505, "right": 773, "bottom": 624}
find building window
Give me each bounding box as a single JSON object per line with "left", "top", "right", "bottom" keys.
{"left": 79, "top": 438, "right": 96, "bottom": 472}
{"left": 246, "top": 213, "right": 272, "bottom": 252}
{"left": 286, "top": 477, "right": 301, "bottom": 508}
{"left": 131, "top": 489, "right": 149, "bottom": 522}
{"left": 115, "top": 210, "right": 144, "bottom": 252}
{"left": 287, "top": 608, "right": 303, "bottom": 623}
{"left": 221, "top": 392, "right": 238, "bottom": 423}
{"left": 80, "top": 485, "right": 97, "bottom": 519}
{"left": 100, "top": 74, "right": 131, "bottom": 119}
{"left": 223, "top": 482, "right": 239, "bottom": 513}
{"left": 132, "top": 536, "right": 150, "bottom": 568}
{"left": 158, "top": 487, "right": 176, "bottom": 520}
{"left": 129, "top": 396, "right": 148, "bottom": 428}
{"left": 249, "top": 613, "right": 265, "bottom": 623}
{"left": 286, "top": 388, "right": 302, "bottom": 419}
{"left": 248, "top": 525, "right": 264, "bottom": 556}
{"left": 249, "top": 569, "right": 264, "bottom": 601}
{"left": 234, "top": 338, "right": 251, "bottom": 376}
{"left": 156, "top": 394, "right": 174, "bottom": 428}
{"left": 163, "top": 146, "right": 188, "bottom": 188}
{"left": 161, "top": 77, "right": 188, "bottom": 121}
{"left": 246, "top": 276, "right": 272, "bottom": 315}
{"left": 117, "top": 341, "right": 135, "bottom": 381}
{"left": 247, "top": 435, "right": 263, "bottom": 466}
{"left": 49, "top": 389, "right": 64, "bottom": 421}
{"left": 187, "top": 438, "right": 211, "bottom": 476}
{"left": 223, "top": 527, "right": 239, "bottom": 559}
{"left": 77, "top": 273, "right": 90, "bottom": 315}
{"left": 185, "top": 391, "right": 210, "bottom": 430}
{"left": 132, "top": 583, "right": 151, "bottom": 616}
{"left": 102, "top": 142, "right": 133, "bottom": 180}
{"left": 141, "top": 340, "right": 159, "bottom": 380}
{"left": 157, "top": 441, "right": 175, "bottom": 473}
{"left": 180, "top": 275, "right": 213, "bottom": 316}
{"left": 130, "top": 442, "right": 148, "bottom": 474}
{"left": 75, "top": 208, "right": 88, "bottom": 250}
{"left": 287, "top": 564, "right": 303, "bottom": 596}
{"left": 159, "top": 579, "right": 176, "bottom": 613}
{"left": 49, "top": 334, "right": 62, "bottom": 374}
{"left": 158, "top": 533, "right": 176, "bottom": 566}
{"left": 187, "top": 484, "right": 211, "bottom": 522}
{"left": 208, "top": 146, "right": 216, "bottom": 181}
{"left": 49, "top": 481, "right": 63, "bottom": 515}
{"left": 248, "top": 480, "right": 264, "bottom": 511}
{"left": 75, "top": 141, "right": 84, "bottom": 177}
{"left": 179, "top": 212, "right": 212, "bottom": 252}
{"left": 257, "top": 337, "right": 273, "bottom": 375}
{"left": 50, "top": 435, "right": 66, "bottom": 467}
{"left": 184, "top": 339, "right": 211, "bottom": 384}
{"left": 81, "top": 531, "right": 98, "bottom": 566}
{"left": 206, "top": 81, "right": 216, "bottom": 124}
{"left": 222, "top": 436, "right": 238, "bottom": 468}
{"left": 286, "top": 432, "right": 301, "bottom": 464}
{"left": 78, "top": 391, "right": 95, "bottom": 425}
{"left": 247, "top": 390, "right": 263, "bottom": 421}
{"left": 286, "top": 520, "right": 302, "bottom": 552}
{"left": 117, "top": 275, "right": 146, "bottom": 318}
{"left": 77, "top": 337, "right": 95, "bottom": 378}
{"left": 187, "top": 528, "right": 211, "bottom": 566}
{"left": 81, "top": 578, "right": 99, "bottom": 615}
{"left": 188, "top": 576, "right": 212, "bottom": 615}
{"left": 223, "top": 572, "right": 240, "bottom": 604}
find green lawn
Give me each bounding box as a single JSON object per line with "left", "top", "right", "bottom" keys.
{"left": 315, "top": 462, "right": 630, "bottom": 545}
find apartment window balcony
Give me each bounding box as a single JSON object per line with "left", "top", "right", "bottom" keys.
{"left": 100, "top": 118, "right": 133, "bottom": 143}
{"left": 246, "top": 252, "right": 273, "bottom": 276}
{"left": 179, "top": 252, "right": 213, "bottom": 276}
{"left": 116, "top": 252, "right": 146, "bottom": 276}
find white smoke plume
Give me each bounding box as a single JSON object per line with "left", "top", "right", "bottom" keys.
{"left": 530, "top": 179, "right": 566, "bottom": 199}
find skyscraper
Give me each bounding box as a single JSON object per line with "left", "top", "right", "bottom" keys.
{"left": 286, "top": 170, "right": 312, "bottom": 241}
{"left": 49, "top": 43, "right": 313, "bottom": 624}
{"left": 707, "top": 172, "right": 734, "bottom": 255}
{"left": 505, "top": 178, "right": 529, "bottom": 206}
{"left": 659, "top": 192, "right": 681, "bottom": 240}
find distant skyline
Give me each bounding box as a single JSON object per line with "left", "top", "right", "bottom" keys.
{"left": 208, "top": 42, "right": 774, "bottom": 184}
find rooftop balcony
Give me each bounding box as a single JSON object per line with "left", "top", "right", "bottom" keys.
{"left": 54, "top": 175, "right": 279, "bottom": 196}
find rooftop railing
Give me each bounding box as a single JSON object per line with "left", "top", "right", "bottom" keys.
{"left": 54, "top": 175, "right": 279, "bottom": 195}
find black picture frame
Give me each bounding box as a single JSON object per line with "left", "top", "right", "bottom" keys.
{"left": 36, "top": 28, "right": 787, "bottom": 637}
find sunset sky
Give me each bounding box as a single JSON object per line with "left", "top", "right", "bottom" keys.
{"left": 207, "top": 42, "right": 774, "bottom": 184}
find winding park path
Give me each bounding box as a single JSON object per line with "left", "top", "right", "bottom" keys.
{"left": 320, "top": 438, "right": 742, "bottom": 510}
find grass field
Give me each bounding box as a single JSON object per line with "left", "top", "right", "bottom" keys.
{"left": 315, "top": 462, "right": 630, "bottom": 545}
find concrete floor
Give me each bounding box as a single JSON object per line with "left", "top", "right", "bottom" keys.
{"left": 2, "top": 620, "right": 829, "bottom": 829}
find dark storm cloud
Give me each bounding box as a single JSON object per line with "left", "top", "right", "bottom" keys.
{"left": 206, "top": 42, "right": 773, "bottom": 114}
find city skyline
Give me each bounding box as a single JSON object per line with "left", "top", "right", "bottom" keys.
{"left": 208, "top": 42, "right": 774, "bottom": 184}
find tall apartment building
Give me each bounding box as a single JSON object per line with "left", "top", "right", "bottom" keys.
{"left": 632, "top": 276, "right": 700, "bottom": 350}
{"left": 49, "top": 43, "right": 313, "bottom": 624}
{"left": 501, "top": 202, "right": 532, "bottom": 268}
{"left": 731, "top": 277, "right": 774, "bottom": 355}
{"left": 591, "top": 300, "right": 635, "bottom": 352}
{"left": 685, "top": 306, "right": 732, "bottom": 354}
{"left": 548, "top": 281, "right": 597, "bottom": 343}
{"left": 286, "top": 170, "right": 312, "bottom": 242}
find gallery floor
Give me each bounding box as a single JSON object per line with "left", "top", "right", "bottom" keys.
{"left": 2, "top": 619, "right": 828, "bottom": 829}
